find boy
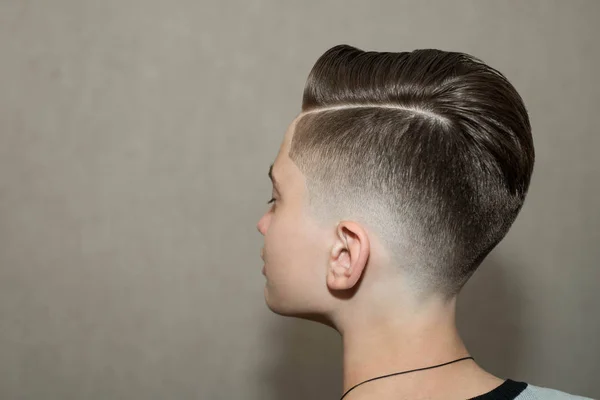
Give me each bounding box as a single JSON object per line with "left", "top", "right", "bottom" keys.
{"left": 256, "top": 45, "right": 591, "bottom": 400}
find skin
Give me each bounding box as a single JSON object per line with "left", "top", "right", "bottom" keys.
{"left": 256, "top": 112, "right": 505, "bottom": 399}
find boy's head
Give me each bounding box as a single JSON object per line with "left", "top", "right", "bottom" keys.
{"left": 257, "top": 45, "right": 534, "bottom": 321}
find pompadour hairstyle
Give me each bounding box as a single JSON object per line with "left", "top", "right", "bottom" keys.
{"left": 288, "top": 44, "right": 535, "bottom": 300}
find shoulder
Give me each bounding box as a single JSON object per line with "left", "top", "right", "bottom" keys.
{"left": 518, "top": 383, "right": 594, "bottom": 400}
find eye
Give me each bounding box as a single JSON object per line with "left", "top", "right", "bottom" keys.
{"left": 267, "top": 198, "right": 276, "bottom": 205}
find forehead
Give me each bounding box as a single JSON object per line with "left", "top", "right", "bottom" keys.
{"left": 273, "top": 115, "right": 301, "bottom": 173}
{"left": 271, "top": 114, "right": 307, "bottom": 188}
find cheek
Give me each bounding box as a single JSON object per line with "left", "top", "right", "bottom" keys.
{"left": 266, "top": 213, "right": 300, "bottom": 266}
{"left": 266, "top": 211, "right": 326, "bottom": 282}
{"left": 263, "top": 214, "right": 331, "bottom": 315}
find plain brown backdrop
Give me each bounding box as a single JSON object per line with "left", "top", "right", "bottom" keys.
{"left": 0, "top": 0, "right": 598, "bottom": 399}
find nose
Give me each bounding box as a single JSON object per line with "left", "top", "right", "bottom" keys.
{"left": 256, "top": 212, "right": 267, "bottom": 236}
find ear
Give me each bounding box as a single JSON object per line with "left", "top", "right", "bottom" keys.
{"left": 326, "top": 221, "right": 370, "bottom": 291}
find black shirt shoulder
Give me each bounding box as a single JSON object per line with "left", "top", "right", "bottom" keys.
{"left": 468, "top": 379, "right": 528, "bottom": 400}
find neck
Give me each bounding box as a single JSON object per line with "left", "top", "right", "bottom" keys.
{"left": 338, "top": 298, "right": 481, "bottom": 398}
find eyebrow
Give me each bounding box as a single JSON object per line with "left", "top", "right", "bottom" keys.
{"left": 268, "top": 163, "right": 281, "bottom": 192}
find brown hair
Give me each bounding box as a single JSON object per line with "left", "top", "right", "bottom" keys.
{"left": 289, "top": 44, "right": 534, "bottom": 300}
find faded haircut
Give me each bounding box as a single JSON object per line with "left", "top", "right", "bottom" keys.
{"left": 288, "top": 44, "right": 535, "bottom": 300}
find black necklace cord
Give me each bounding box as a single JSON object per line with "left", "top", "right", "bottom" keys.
{"left": 340, "top": 356, "right": 475, "bottom": 399}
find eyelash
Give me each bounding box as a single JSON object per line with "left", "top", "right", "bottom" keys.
{"left": 267, "top": 197, "right": 276, "bottom": 205}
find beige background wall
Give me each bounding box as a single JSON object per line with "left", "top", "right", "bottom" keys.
{"left": 0, "top": 1, "right": 598, "bottom": 399}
